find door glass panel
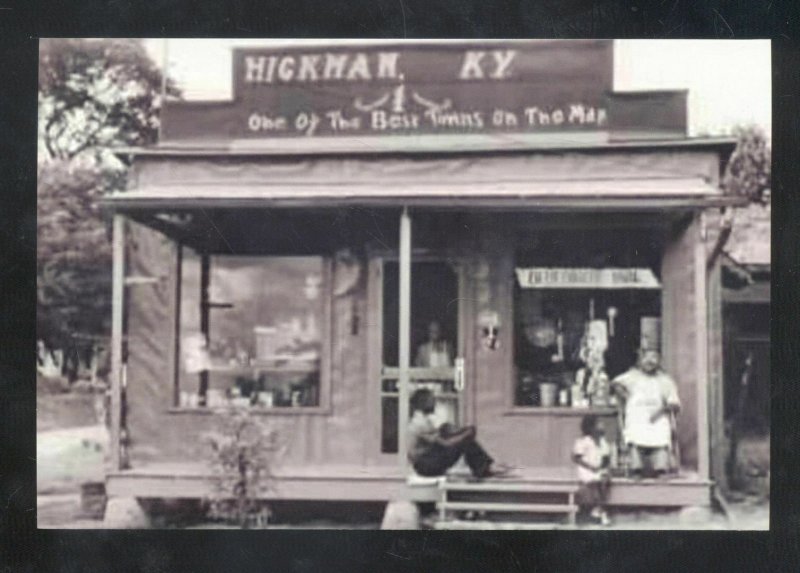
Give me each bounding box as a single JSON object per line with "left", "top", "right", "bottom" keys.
{"left": 380, "top": 261, "right": 459, "bottom": 453}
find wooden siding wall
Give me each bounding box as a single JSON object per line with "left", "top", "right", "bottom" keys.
{"left": 125, "top": 221, "right": 174, "bottom": 465}
{"left": 463, "top": 219, "right": 597, "bottom": 468}
{"left": 125, "top": 222, "right": 371, "bottom": 469}
{"left": 660, "top": 214, "right": 703, "bottom": 472}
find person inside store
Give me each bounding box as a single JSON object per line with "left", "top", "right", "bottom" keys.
{"left": 414, "top": 320, "right": 456, "bottom": 425}
{"left": 612, "top": 347, "right": 681, "bottom": 479}
{"left": 407, "top": 388, "right": 512, "bottom": 479}
{"left": 415, "top": 320, "right": 453, "bottom": 368}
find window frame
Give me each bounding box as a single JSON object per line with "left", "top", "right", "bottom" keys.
{"left": 170, "top": 249, "right": 334, "bottom": 416}
{"left": 507, "top": 230, "right": 664, "bottom": 415}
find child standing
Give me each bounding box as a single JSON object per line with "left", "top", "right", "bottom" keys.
{"left": 572, "top": 414, "right": 612, "bottom": 526}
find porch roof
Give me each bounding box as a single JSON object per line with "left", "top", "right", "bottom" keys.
{"left": 105, "top": 177, "right": 736, "bottom": 211}
{"left": 114, "top": 134, "right": 736, "bottom": 158}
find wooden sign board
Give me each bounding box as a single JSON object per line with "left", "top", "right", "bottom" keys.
{"left": 162, "top": 40, "right": 613, "bottom": 141}
{"left": 515, "top": 267, "right": 661, "bottom": 289}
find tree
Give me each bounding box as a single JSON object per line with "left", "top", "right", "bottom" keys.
{"left": 39, "top": 38, "right": 177, "bottom": 163}
{"left": 708, "top": 125, "right": 771, "bottom": 269}
{"left": 723, "top": 125, "right": 771, "bottom": 205}
{"left": 37, "top": 39, "right": 179, "bottom": 353}
{"left": 37, "top": 161, "right": 113, "bottom": 350}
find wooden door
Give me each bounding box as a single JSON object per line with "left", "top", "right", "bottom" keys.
{"left": 367, "top": 256, "right": 466, "bottom": 466}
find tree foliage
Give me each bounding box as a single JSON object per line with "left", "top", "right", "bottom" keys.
{"left": 39, "top": 38, "right": 177, "bottom": 163}
{"left": 37, "top": 161, "right": 115, "bottom": 348}
{"left": 723, "top": 125, "right": 771, "bottom": 205}
{"left": 37, "top": 39, "right": 179, "bottom": 348}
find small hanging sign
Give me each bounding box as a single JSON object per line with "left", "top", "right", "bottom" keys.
{"left": 515, "top": 267, "right": 660, "bottom": 289}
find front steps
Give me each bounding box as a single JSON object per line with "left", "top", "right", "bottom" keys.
{"left": 434, "top": 479, "right": 579, "bottom": 529}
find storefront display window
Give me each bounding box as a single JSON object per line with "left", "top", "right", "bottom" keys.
{"left": 177, "top": 251, "right": 327, "bottom": 410}
{"left": 513, "top": 229, "right": 662, "bottom": 409}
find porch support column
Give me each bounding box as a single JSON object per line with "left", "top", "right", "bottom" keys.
{"left": 109, "top": 213, "right": 126, "bottom": 471}
{"left": 694, "top": 212, "right": 710, "bottom": 480}
{"left": 171, "top": 244, "right": 183, "bottom": 408}
{"left": 397, "top": 207, "right": 412, "bottom": 470}
{"left": 199, "top": 253, "right": 211, "bottom": 405}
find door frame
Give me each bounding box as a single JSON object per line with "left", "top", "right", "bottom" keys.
{"left": 365, "top": 251, "right": 470, "bottom": 467}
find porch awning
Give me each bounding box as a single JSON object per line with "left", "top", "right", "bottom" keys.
{"left": 105, "top": 177, "right": 732, "bottom": 211}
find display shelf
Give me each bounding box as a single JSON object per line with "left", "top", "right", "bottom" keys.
{"left": 167, "top": 405, "right": 330, "bottom": 416}
{"left": 204, "top": 358, "right": 319, "bottom": 376}
{"left": 503, "top": 406, "right": 618, "bottom": 416}
{"left": 379, "top": 392, "right": 460, "bottom": 400}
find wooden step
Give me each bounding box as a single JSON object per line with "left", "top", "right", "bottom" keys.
{"left": 438, "top": 501, "right": 577, "bottom": 514}
{"left": 434, "top": 520, "right": 569, "bottom": 530}
{"left": 441, "top": 482, "right": 578, "bottom": 494}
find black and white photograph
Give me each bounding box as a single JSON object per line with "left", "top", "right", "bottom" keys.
{"left": 36, "top": 38, "right": 771, "bottom": 530}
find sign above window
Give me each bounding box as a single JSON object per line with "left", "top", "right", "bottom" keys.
{"left": 515, "top": 267, "right": 661, "bottom": 289}
{"left": 161, "top": 40, "right": 614, "bottom": 141}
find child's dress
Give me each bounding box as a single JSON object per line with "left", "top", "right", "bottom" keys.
{"left": 573, "top": 435, "right": 610, "bottom": 483}
{"left": 573, "top": 435, "right": 611, "bottom": 512}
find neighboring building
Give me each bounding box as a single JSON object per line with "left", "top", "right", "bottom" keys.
{"left": 720, "top": 204, "right": 770, "bottom": 493}
{"left": 101, "top": 40, "right": 741, "bottom": 519}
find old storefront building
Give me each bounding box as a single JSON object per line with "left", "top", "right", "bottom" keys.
{"left": 103, "top": 40, "right": 740, "bottom": 523}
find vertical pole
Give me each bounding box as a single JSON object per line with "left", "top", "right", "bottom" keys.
{"left": 171, "top": 244, "right": 183, "bottom": 407}
{"left": 158, "top": 38, "right": 169, "bottom": 142}
{"left": 199, "top": 253, "right": 210, "bottom": 406}
{"left": 707, "top": 257, "right": 727, "bottom": 492}
{"left": 109, "top": 214, "right": 125, "bottom": 471}
{"left": 695, "top": 212, "right": 710, "bottom": 479}
{"left": 398, "top": 207, "right": 412, "bottom": 471}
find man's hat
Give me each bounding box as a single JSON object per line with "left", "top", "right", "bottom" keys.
{"left": 640, "top": 316, "right": 661, "bottom": 352}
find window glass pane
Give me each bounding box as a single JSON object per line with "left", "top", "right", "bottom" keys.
{"left": 179, "top": 252, "right": 325, "bottom": 409}
{"left": 178, "top": 250, "right": 201, "bottom": 405}
{"left": 513, "top": 229, "right": 661, "bottom": 408}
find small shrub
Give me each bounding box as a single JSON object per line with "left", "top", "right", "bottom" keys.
{"left": 203, "top": 409, "right": 281, "bottom": 528}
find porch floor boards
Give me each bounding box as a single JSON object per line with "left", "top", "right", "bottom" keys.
{"left": 106, "top": 462, "right": 711, "bottom": 507}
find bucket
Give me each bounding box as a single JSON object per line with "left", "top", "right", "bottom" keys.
{"left": 539, "top": 383, "right": 558, "bottom": 407}
{"left": 80, "top": 481, "right": 107, "bottom": 519}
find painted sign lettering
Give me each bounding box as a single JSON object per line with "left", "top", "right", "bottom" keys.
{"left": 161, "top": 41, "right": 614, "bottom": 141}
{"left": 244, "top": 52, "right": 402, "bottom": 84}
{"left": 515, "top": 268, "right": 661, "bottom": 289}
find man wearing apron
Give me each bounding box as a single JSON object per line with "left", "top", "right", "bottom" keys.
{"left": 612, "top": 348, "right": 681, "bottom": 478}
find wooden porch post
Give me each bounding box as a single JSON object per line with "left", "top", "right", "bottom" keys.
{"left": 695, "top": 212, "right": 710, "bottom": 480}
{"left": 199, "top": 253, "right": 210, "bottom": 405}
{"left": 707, "top": 255, "right": 727, "bottom": 491}
{"left": 397, "top": 207, "right": 412, "bottom": 470}
{"left": 170, "top": 244, "right": 183, "bottom": 408}
{"left": 109, "top": 214, "right": 126, "bottom": 471}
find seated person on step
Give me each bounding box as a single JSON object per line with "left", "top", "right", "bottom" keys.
{"left": 572, "top": 414, "right": 612, "bottom": 526}
{"left": 407, "top": 388, "right": 511, "bottom": 479}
